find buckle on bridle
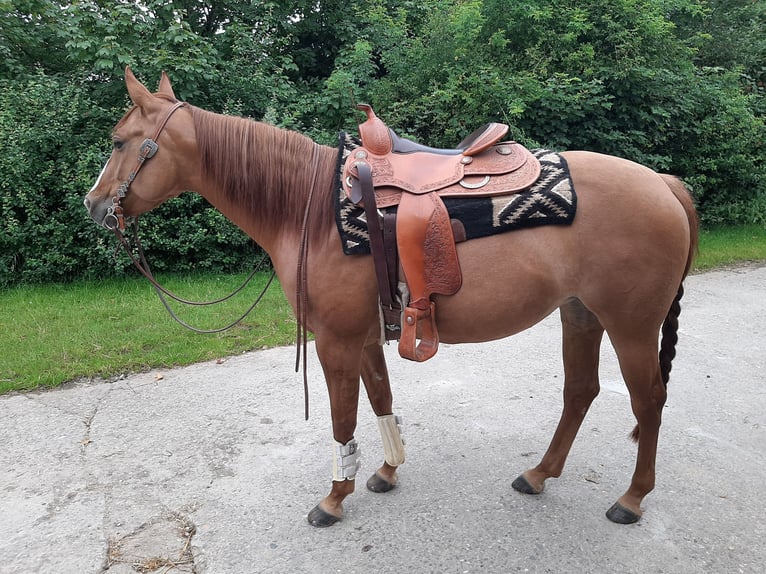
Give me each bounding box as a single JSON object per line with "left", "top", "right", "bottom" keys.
{"left": 109, "top": 137, "right": 158, "bottom": 231}
{"left": 139, "top": 138, "right": 159, "bottom": 160}
{"left": 105, "top": 102, "right": 186, "bottom": 233}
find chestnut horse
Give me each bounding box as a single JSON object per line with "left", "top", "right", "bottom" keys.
{"left": 84, "top": 69, "right": 698, "bottom": 528}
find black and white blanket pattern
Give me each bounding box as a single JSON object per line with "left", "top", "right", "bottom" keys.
{"left": 334, "top": 133, "right": 577, "bottom": 256}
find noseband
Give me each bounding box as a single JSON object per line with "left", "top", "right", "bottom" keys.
{"left": 105, "top": 101, "right": 187, "bottom": 231}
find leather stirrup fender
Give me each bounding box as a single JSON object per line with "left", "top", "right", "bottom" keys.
{"left": 345, "top": 104, "right": 540, "bottom": 363}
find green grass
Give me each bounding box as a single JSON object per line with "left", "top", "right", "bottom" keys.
{"left": 0, "top": 272, "right": 295, "bottom": 394}
{"left": 1, "top": 225, "right": 765, "bottom": 395}
{"left": 694, "top": 224, "right": 766, "bottom": 271}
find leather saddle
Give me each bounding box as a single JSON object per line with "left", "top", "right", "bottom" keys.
{"left": 342, "top": 104, "right": 541, "bottom": 362}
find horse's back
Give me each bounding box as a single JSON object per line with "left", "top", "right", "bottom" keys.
{"left": 436, "top": 150, "right": 692, "bottom": 343}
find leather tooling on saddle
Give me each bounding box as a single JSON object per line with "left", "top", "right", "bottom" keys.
{"left": 333, "top": 106, "right": 577, "bottom": 362}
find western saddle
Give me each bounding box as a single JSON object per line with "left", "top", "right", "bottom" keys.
{"left": 342, "top": 104, "right": 541, "bottom": 362}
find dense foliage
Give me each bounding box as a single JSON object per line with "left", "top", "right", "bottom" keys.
{"left": 1, "top": 0, "right": 764, "bottom": 286}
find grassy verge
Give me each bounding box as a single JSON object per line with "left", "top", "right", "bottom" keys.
{"left": 694, "top": 224, "right": 766, "bottom": 271}
{"left": 0, "top": 272, "right": 294, "bottom": 394}
{"left": 2, "top": 225, "right": 765, "bottom": 394}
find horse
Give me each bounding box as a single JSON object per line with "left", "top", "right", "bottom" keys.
{"left": 84, "top": 68, "right": 699, "bottom": 528}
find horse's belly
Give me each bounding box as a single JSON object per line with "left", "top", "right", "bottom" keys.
{"left": 434, "top": 228, "right": 572, "bottom": 343}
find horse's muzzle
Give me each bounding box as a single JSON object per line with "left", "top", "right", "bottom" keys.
{"left": 83, "top": 196, "right": 119, "bottom": 230}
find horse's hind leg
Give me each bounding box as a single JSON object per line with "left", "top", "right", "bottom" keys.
{"left": 360, "top": 343, "right": 406, "bottom": 493}
{"left": 513, "top": 299, "right": 604, "bottom": 495}
{"left": 605, "top": 329, "right": 666, "bottom": 524}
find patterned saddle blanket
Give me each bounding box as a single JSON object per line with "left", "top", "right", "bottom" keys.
{"left": 334, "top": 134, "right": 577, "bottom": 255}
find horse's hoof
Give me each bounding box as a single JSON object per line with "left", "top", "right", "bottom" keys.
{"left": 307, "top": 504, "right": 341, "bottom": 528}
{"left": 367, "top": 472, "right": 396, "bottom": 493}
{"left": 512, "top": 474, "right": 542, "bottom": 495}
{"left": 606, "top": 502, "right": 641, "bottom": 524}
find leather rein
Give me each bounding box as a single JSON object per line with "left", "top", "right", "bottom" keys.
{"left": 106, "top": 100, "right": 276, "bottom": 334}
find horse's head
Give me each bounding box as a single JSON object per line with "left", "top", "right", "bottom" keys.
{"left": 84, "top": 68, "right": 196, "bottom": 230}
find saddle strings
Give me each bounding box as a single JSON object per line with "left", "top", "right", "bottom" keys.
{"left": 295, "top": 145, "right": 322, "bottom": 421}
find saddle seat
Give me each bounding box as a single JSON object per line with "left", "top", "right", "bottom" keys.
{"left": 342, "top": 104, "right": 541, "bottom": 362}
{"left": 389, "top": 122, "right": 508, "bottom": 156}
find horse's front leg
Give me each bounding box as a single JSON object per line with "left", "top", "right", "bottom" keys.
{"left": 307, "top": 334, "right": 364, "bottom": 527}
{"left": 360, "top": 343, "right": 405, "bottom": 493}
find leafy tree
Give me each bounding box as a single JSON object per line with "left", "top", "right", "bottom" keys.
{"left": 53, "top": 1, "right": 220, "bottom": 104}
{"left": 0, "top": 0, "right": 71, "bottom": 76}
{"left": 0, "top": 0, "right": 764, "bottom": 286}
{"left": 670, "top": 0, "right": 766, "bottom": 73}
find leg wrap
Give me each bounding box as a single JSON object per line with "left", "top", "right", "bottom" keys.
{"left": 332, "top": 438, "right": 361, "bottom": 482}
{"left": 377, "top": 414, "right": 406, "bottom": 466}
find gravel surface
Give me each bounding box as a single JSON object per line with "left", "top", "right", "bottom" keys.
{"left": 1, "top": 265, "right": 764, "bottom": 574}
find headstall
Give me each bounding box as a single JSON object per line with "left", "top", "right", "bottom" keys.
{"left": 103, "top": 100, "right": 276, "bottom": 337}
{"left": 104, "top": 101, "right": 187, "bottom": 231}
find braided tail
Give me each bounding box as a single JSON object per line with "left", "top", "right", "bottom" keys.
{"left": 628, "top": 286, "right": 685, "bottom": 443}
{"left": 656, "top": 174, "right": 699, "bottom": 391}
{"left": 659, "top": 284, "right": 684, "bottom": 387}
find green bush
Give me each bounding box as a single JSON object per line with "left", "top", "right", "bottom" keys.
{"left": 0, "top": 74, "right": 262, "bottom": 288}
{"left": 1, "top": 1, "right": 764, "bottom": 288}
{"left": 0, "top": 74, "right": 109, "bottom": 286}
{"left": 669, "top": 70, "right": 766, "bottom": 226}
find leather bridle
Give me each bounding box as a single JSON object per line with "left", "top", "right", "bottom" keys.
{"left": 97, "top": 97, "right": 326, "bottom": 420}
{"left": 104, "top": 101, "right": 187, "bottom": 231}
{"left": 103, "top": 99, "right": 276, "bottom": 336}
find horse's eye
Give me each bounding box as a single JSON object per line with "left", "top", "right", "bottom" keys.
{"left": 113, "top": 140, "right": 124, "bottom": 150}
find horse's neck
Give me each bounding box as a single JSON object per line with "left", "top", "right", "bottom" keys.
{"left": 197, "top": 187, "right": 280, "bottom": 247}
{"left": 189, "top": 112, "right": 338, "bottom": 257}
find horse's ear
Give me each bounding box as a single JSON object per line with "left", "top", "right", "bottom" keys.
{"left": 158, "top": 71, "right": 176, "bottom": 100}
{"left": 125, "top": 66, "right": 154, "bottom": 108}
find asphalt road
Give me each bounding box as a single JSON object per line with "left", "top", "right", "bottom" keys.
{"left": 1, "top": 265, "right": 764, "bottom": 574}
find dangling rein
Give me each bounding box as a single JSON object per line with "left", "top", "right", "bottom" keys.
{"left": 112, "top": 222, "right": 275, "bottom": 333}
{"left": 295, "top": 147, "right": 323, "bottom": 421}
{"left": 105, "top": 102, "right": 277, "bottom": 342}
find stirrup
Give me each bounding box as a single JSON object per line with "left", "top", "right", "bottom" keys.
{"left": 398, "top": 302, "right": 439, "bottom": 362}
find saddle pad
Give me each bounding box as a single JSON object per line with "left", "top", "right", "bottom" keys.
{"left": 334, "top": 133, "right": 577, "bottom": 256}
